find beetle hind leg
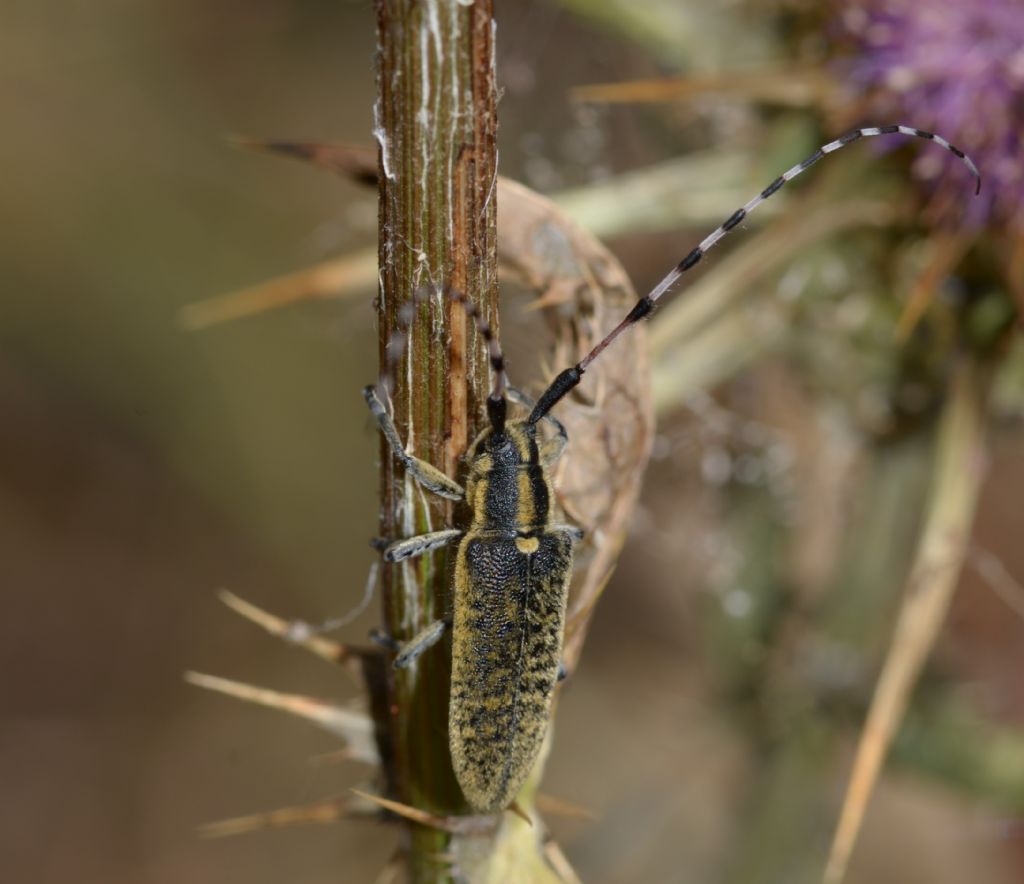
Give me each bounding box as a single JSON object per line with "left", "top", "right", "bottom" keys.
{"left": 393, "top": 617, "right": 451, "bottom": 669}
{"left": 382, "top": 529, "right": 463, "bottom": 563}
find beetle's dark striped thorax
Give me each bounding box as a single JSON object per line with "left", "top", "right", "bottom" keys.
{"left": 465, "top": 420, "right": 553, "bottom": 536}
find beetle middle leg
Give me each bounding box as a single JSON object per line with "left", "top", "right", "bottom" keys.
{"left": 383, "top": 529, "right": 463, "bottom": 563}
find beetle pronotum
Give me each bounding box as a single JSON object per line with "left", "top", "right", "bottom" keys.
{"left": 368, "top": 125, "right": 980, "bottom": 813}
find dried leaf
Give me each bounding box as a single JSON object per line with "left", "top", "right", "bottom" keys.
{"left": 494, "top": 178, "right": 654, "bottom": 668}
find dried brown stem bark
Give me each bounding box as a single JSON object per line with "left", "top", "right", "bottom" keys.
{"left": 374, "top": 0, "right": 498, "bottom": 876}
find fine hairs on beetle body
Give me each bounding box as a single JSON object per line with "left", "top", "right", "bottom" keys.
{"left": 367, "top": 125, "right": 980, "bottom": 814}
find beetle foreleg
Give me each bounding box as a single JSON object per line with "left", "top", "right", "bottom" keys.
{"left": 540, "top": 434, "right": 567, "bottom": 466}
{"left": 363, "top": 386, "right": 464, "bottom": 500}
{"left": 508, "top": 387, "right": 569, "bottom": 461}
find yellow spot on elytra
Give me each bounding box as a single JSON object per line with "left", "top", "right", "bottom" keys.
{"left": 515, "top": 536, "right": 540, "bottom": 555}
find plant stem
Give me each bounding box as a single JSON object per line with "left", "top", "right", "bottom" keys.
{"left": 374, "top": 0, "right": 498, "bottom": 877}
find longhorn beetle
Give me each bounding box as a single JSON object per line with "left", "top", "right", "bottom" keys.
{"left": 366, "top": 125, "right": 980, "bottom": 814}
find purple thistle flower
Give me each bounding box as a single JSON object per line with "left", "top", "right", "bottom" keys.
{"left": 835, "top": 0, "right": 1024, "bottom": 229}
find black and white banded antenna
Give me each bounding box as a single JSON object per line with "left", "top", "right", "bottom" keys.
{"left": 371, "top": 285, "right": 510, "bottom": 433}
{"left": 527, "top": 124, "right": 981, "bottom": 425}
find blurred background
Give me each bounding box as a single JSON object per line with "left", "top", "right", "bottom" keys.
{"left": 3, "top": 1, "right": 1023, "bottom": 882}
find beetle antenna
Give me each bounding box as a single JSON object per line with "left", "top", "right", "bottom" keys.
{"left": 527, "top": 124, "right": 981, "bottom": 425}
{"left": 448, "top": 290, "right": 508, "bottom": 435}
{"left": 375, "top": 284, "right": 431, "bottom": 402}
{"left": 375, "top": 285, "right": 508, "bottom": 434}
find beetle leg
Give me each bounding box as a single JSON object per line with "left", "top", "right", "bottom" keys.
{"left": 394, "top": 617, "right": 451, "bottom": 669}
{"left": 508, "top": 386, "right": 569, "bottom": 464}
{"left": 382, "top": 529, "right": 463, "bottom": 563}
{"left": 368, "top": 628, "right": 400, "bottom": 652}
{"left": 505, "top": 385, "right": 531, "bottom": 411}
{"left": 363, "top": 386, "right": 464, "bottom": 500}
{"left": 551, "top": 524, "right": 584, "bottom": 543}
{"left": 539, "top": 434, "right": 567, "bottom": 465}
